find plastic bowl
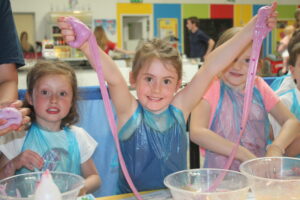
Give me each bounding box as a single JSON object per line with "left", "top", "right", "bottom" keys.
{"left": 164, "top": 168, "right": 250, "bottom": 200}
{"left": 0, "top": 171, "right": 84, "bottom": 200}
{"left": 240, "top": 157, "right": 300, "bottom": 200}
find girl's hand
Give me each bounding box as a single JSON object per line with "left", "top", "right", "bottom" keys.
{"left": 57, "top": 17, "right": 90, "bottom": 52}
{"left": 266, "top": 2, "right": 278, "bottom": 29}
{"left": 266, "top": 144, "right": 285, "bottom": 157}
{"left": 0, "top": 100, "right": 30, "bottom": 136}
{"left": 12, "top": 150, "right": 44, "bottom": 171}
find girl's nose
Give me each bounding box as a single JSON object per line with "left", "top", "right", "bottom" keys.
{"left": 50, "top": 94, "right": 58, "bottom": 103}
{"left": 152, "top": 81, "right": 161, "bottom": 93}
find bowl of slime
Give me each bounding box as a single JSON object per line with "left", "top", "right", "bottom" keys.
{"left": 164, "top": 168, "right": 249, "bottom": 200}
{"left": 0, "top": 171, "right": 84, "bottom": 200}
{"left": 240, "top": 157, "right": 300, "bottom": 200}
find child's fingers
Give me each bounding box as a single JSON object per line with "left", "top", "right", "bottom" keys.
{"left": 271, "top": 1, "right": 278, "bottom": 12}
{"left": 0, "top": 126, "right": 13, "bottom": 136}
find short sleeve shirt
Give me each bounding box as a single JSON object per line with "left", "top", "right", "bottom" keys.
{"left": 189, "top": 29, "right": 210, "bottom": 58}
{"left": 104, "top": 41, "right": 116, "bottom": 54}
{"left": 0, "top": 0, "right": 24, "bottom": 67}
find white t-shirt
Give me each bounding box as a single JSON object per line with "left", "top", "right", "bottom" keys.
{"left": 0, "top": 125, "right": 97, "bottom": 163}
{"left": 269, "top": 88, "right": 300, "bottom": 138}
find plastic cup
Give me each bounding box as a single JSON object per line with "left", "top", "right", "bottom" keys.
{"left": 0, "top": 171, "right": 84, "bottom": 200}
{"left": 240, "top": 157, "right": 300, "bottom": 200}
{"left": 164, "top": 168, "right": 249, "bottom": 200}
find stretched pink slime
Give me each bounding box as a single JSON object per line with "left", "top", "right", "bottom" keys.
{"left": 208, "top": 5, "right": 273, "bottom": 192}
{"left": 0, "top": 107, "right": 22, "bottom": 130}
{"left": 65, "top": 17, "right": 143, "bottom": 200}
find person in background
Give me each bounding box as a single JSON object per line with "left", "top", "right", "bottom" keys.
{"left": 277, "top": 25, "right": 295, "bottom": 74}
{"left": 94, "top": 26, "right": 134, "bottom": 56}
{"left": 0, "top": 61, "right": 101, "bottom": 194}
{"left": 190, "top": 24, "right": 300, "bottom": 171}
{"left": 186, "top": 16, "right": 215, "bottom": 61}
{"left": 0, "top": 0, "right": 30, "bottom": 135}
{"left": 269, "top": 43, "right": 300, "bottom": 157}
{"left": 270, "top": 29, "right": 300, "bottom": 95}
{"left": 58, "top": 3, "right": 277, "bottom": 192}
{"left": 20, "top": 31, "right": 35, "bottom": 54}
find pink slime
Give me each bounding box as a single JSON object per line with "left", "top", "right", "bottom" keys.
{"left": 208, "top": 4, "right": 274, "bottom": 192}
{"left": 65, "top": 17, "right": 143, "bottom": 200}
{"left": 0, "top": 107, "right": 22, "bottom": 130}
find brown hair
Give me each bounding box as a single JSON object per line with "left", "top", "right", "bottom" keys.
{"left": 289, "top": 43, "right": 300, "bottom": 67}
{"left": 131, "top": 38, "right": 182, "bottom": 81}
{"left": 288, "top": 29, "right": 300, "bottom": 56}
{"left": 24, "top": 60, "right": 79, "bottom": 128}
{"left": 20, "top": 31, "right": 33, "bottom": 52}
{"left": 187, "top": 16, "right": 200, "bottom": 28}
{"left": 94, "top": 26, "right": 109, "bottom": 51}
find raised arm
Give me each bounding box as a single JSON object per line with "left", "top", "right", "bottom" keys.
{"left": 173, "top": 2, "right": 278, "bottom": 121}
{"left": 190, "top": 99, "right": 256, "bottom": 162}
{"left": 57, "top": 17, "right": 137, "bottom": 128}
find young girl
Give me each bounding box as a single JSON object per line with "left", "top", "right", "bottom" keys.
{"left": 190, "top": 26, "right": 300, "bottom": 171}
{"left": 270, "top": 43, "right": 300, "bottom": 157}
{"left": 0, "top": 60, "right": 101, "bottom": 194}
{"left": 58, "top": 4, "right": 277, "bottom": 192}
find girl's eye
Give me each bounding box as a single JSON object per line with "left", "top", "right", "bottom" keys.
{"left": 163, "top": 79, "right": 171, "bottom": 84}
{"left": 245, "top": 58, "right": 250, "bottom": 63}
{"left": 59, "top": 91, "right": 67, "bottom": 96}
{"left": 41, "top": 90, "right": 49, "bottom": 95}
{"left": 146, "top": 77, "right": 152, "bottom": 82}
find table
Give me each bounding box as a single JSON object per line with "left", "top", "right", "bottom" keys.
{"left": 96, "top": 190, "right": 256, "bottom": 200}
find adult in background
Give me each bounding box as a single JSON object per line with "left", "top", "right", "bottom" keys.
{"left": 94, "top": 26, "right": 134, "bottom": 56}
{"left": 0, "top": 0, "right": 30, "bottom": 135}
{"left": 186, "top": 16, "right": 215, "bottom": 61}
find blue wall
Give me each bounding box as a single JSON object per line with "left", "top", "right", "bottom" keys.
{"left": 154, "top": 4, "right": 182, "bottom": 52}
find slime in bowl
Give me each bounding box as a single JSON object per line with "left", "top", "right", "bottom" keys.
{"left": 164, "top": 168, "right": 249, "bottom": 200}
{"left": 240, "top": 157, "right": 300, "bottom": 200}
{"left": 0, "top": 171, "right": 84, "bottom": 200}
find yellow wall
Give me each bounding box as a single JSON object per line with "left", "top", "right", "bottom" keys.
{"left": 234, "top": 4, "right": 252, "bottom": 27}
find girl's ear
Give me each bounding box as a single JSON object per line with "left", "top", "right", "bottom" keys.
{"left": 175, "top": 79, "right": 182, "bottom": 91}
{"left": 25, "top": 92, "right": 33, "bottom": 106}
{"left": 290, "top": 65, "right": 295, "bottom": 77}
{"left": 129, "top": 71, "right": 136, "bottom": 88}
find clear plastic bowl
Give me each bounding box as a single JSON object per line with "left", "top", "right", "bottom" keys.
{"left": 240, "top": 157, "right": 300, "bottom": 200}
{"left": 0, "top": 171, "right": 84, "bottom": 200}
{"left": 164, "top": 168, "right": 250, "bottom": 200}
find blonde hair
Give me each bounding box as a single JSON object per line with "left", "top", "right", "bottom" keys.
{"left": 24, "top": 60, "right": 79, "bottom": 128}
{"left": 94, "top": 26, "right": 109, "bottom": 51}
{"left": 131, "top": 38, "right": 182, "bottom": 81}
{"left": 215, "top": 27, "right": 242, "bottom": 48}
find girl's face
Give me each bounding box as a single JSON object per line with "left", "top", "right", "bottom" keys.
{"left": 27, "top": 74, "right": 73, "bottom": 131}
{"left": 290, "top": 54, "right": 300, "bottom": 90}
{"left": 222, "top": 44, "right": 252, "bottom": 91}
{"left": 131, "top": 59, "right": 181, "bottom": 113}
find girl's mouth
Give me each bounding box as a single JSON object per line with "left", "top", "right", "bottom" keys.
{"left": 47, "top": 107, "right": 60, "bottom": 114}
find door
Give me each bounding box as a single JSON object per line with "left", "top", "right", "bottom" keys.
{"left": 122, "top": 15, "right": 150, "bottom": 51}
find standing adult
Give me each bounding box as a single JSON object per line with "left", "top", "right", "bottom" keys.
{"left": 186, "top": 16, "right": 215, "bottom": 61}
{"left": 0, "top": 0, "right": 30, "bottom": 135}
{"left": 94, "top": 26, "right": 134, "bottom": 56}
